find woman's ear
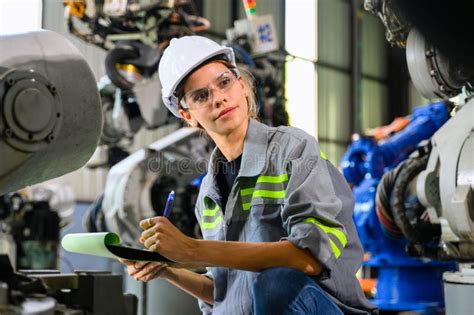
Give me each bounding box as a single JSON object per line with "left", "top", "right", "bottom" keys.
{"left": 179, "top": 109, "right": 198, "bottom": 127}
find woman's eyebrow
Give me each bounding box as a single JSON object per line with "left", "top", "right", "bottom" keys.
{"left": 215, "top": 70, "right": 230, "bottom": 80}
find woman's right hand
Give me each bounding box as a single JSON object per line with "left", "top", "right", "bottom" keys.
{"left": 119, "top": 259, "right": 169, "bottom": 282}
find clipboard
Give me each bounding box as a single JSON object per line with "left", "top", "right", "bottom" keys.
{"left": 61, "top": 232, "right": 173, "bottom": 263}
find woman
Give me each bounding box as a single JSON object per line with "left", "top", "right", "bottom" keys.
{"left": 121, "top": 36, "right": 377, "bottom": 315}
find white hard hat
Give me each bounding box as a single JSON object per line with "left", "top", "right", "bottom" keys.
{"left": 159, "top": 36, "right": 237, "bottom": 117}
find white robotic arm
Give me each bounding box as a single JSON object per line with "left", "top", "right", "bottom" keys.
{"left": 365, "top": 1, "right": 474, "bottom": 313}
{"left": 364, "top": 0, "right": 474, "bottom": 259}
{"left": 0, "top": 30, "right": 103, "bottom": 195}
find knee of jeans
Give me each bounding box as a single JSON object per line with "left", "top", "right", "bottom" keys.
{"left": 252, "top": 268, "right": 287, "bottom": 301}
{"left": 253, "top": 267, "right": 303, "bottom": 295}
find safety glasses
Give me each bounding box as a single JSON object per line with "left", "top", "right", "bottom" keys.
{"left": 180, "top": 69, "right": 240, "bottom": 109}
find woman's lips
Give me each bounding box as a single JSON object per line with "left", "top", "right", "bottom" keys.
{"left": 217, "top": 106, "right": 236, "bottom": 119}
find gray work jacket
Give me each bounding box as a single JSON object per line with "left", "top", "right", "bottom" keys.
{"left": 195, "top": 119, "right": 377, "bottom": 314}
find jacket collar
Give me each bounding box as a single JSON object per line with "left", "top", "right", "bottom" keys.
{"left": 239, "top": 119, "right": 269, "bottom": 177}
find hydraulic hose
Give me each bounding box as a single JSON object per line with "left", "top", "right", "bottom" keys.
{"left": 390, "top": 154, "right": 441, "bottom": 243}
{"left": 376, "top": 162, "right": 405, "bottom": 239}
{"left": 105, "top": 47, "right": 140, "bottom": 91}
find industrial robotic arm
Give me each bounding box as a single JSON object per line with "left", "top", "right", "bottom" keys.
{"left": 63, "top": 0, "right": 212, "bottom": 167}
{"left": 225, "top": 7, "right": 289, "bottom": 127}
{"left": 88, "top": 127, "right": 212, "bottom": 247}
{"left": 363, "top": 0, "right": 474, "bottom": 261}
{"left": 357, "top": 1, "right": 474, "bottom": 313}
{"left": 63, "top": 0, "right": 210, "bottom": 115}
{"left": 0, "top": 30, "right": 140, "bottom": 315}
{"left": 0, "top": 30, "right": 102, "bottom": 196}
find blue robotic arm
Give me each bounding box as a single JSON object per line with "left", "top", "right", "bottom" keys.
{"left": 341, "top": 101, "right": 449, "bottom": 186}
{"left": 340, "top": 101, "right": 455, "bottom": 312}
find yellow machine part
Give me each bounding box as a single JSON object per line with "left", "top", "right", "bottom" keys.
{"left": 63, "top": 0, "right": 87, "bottom": 19}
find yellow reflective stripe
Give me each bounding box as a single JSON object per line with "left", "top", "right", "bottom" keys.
{"left": 329, "top": 238, "right": 341, "bottom": 258}
{"left": 203, "top": 201, "right": 219, "bottom": 216}
{"left": 304, "top": 217, "right": 348, "bottom": 247}
{"left": 241, "top": 189, "right": 285, "bottom": 198}
{"left": 253, "top": 190, "right": 285, "bottom": 199}
{"left": 201, "top": 215, "right": 222, "bottom": 229}
{"left": 320, "top": 149, "right": 328, "bottom": 160}
{"left": 240, "top": 188, "right": 254, "bottom": 196}
{"left": 240, "top": 174, "right": 288, "bottom": 211}
{"left": 241, "top": 189, "right": 285, "bottom": 211}
{"left": 203, "top": 207, "right": 219, "bottom": 217}
{"left": 303, "top": 217, "right": 347, "bottom": 257}
{"left": 256, "top": 174, "right": 288, "bottom": 184}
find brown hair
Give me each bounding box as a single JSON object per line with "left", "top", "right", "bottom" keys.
{"left": 177, "top": 59, "right": 258, "bottom": 128}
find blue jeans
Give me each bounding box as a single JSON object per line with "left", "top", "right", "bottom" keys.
{"left": 252, "top": 267, "right": 343, "bottom": 315}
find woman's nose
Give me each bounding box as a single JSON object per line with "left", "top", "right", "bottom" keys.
{"left": 212, "top": 88, "right": 227, "bottom": 107}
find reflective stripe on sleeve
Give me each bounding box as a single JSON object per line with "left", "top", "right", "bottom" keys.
{"left": 201, "top": 199, "right": 222, "bottom": 230}
{"left": 319, "top": 149, "right": 328, "bottom": 160}
{"left": 201, "top": 215, "right": 223, "bottom": 229}
{"left": 203, "top": 204, "right": 219, "bottom": 217}
{"left": 303, "top": 217, "right": 347, "bottom": 258}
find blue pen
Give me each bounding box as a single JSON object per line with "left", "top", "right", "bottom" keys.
{"left": 163, "top": 190, "right": 175, "bottom": 217}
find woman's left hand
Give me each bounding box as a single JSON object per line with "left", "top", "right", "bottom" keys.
{"left": 139, "top": 216, "right": 198, "bottom": 263}
{"left": 118, "top": 259, "right": 169, "bottom": 282}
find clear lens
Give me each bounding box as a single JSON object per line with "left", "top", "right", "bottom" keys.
{"left": 181, "top": 70, "right": 238, "bottom": 109}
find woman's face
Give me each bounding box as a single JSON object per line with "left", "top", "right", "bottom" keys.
{"left": 178, "top": 61, "right": 249, "bottom": 138}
